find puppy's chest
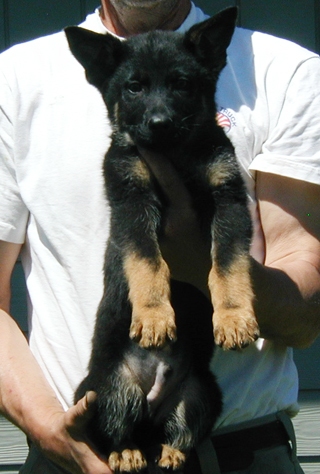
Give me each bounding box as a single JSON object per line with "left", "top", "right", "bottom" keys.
{"left": 106, "top": 143, "right": 232, "bottom": 227}
{"left": 118, "top": 147, "right": 216, "bottom": 196}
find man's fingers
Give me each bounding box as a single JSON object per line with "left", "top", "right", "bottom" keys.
{"left": 66, "top": 391, "right": 97, "bottom": 433}
{"left": 138, "top": 148, "right": 193, "bottom": 209}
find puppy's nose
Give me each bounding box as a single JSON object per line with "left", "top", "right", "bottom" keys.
{"left": 148, "top": 115, "right": 173, "bottom": 131}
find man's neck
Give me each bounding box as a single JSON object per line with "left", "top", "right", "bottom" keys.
{"left": 99, "top": 0, "right": 191, "bottom": 37}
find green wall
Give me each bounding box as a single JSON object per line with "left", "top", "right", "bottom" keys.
{"left": 1, "top": 0, "right": 320, "bottom": 52}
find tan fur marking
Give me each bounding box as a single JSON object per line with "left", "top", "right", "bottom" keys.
{"left": 207, "top": 156, "right": 238, "bottom": 187}
{"left": 158, "top": 445, "right": 186, "bottom": 470}
{"left": 114, "top": 102, "right": 120, "bottom": 123}
{"left": 131, "top": 159, "right": 151, "bottom": 184}
{"left": 208, "top": 253, "right": 259, "bottom": 349}
{"left": 124, "top": 252, "right": 176, "bottom": 347}
{"left": 113, "top": 102, "right": 135, "bottom": 146}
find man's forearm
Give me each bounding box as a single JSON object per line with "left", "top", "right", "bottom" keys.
{"left": 0, "top": 309, "right": 65, "bottom": 439}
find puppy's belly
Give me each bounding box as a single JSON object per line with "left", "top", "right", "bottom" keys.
{"left": 122, "top": 346, "right": 189, "bottom": 414}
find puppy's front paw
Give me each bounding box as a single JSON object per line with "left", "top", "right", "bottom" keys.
{"left": 213, "top": 307, "right": 259, "bottom": 350}
{"left": 108, "top": 448, "right": 147, "bottom": 472}
{"left": 158, "top": 444, "right": 186, "bottom": 470}
{"left": 130, "top": 304, "right": 176, "bottom": 348}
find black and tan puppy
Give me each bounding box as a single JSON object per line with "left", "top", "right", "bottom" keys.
{"left": 65, "top": 7, "right": 258, "bottom": 472}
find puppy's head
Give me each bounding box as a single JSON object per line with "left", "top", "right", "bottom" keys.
{"left": 65, "top": 7, "right": 237, "bottom": 151}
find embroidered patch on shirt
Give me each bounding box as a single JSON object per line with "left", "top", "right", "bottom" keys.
{"left": 216, "top": 108, "right": 236, "bottom": 133}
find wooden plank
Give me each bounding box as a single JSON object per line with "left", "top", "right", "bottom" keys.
{"left": 293, "top": 391, "right": 320, "bottom": 457}
{"left": 239, "top": 0, "right": 317, "bottom": 51}
{"left": 298, "top": 460, "right": 320, "bottom": 474}
{"left": 0, "top": 417, "right": 27, "bottom": 466}
{"left": 0, "top": 468, "right": 22, "bottom": 474}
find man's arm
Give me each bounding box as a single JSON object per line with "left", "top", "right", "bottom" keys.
{"left": 141, "top": 150, "right": 320, "bottom": 349}
{"left": 251, "top": 172, "right": 320, "bottom": 348}
{"left": 0, "top": 240, "right": 112, "bottom": 474}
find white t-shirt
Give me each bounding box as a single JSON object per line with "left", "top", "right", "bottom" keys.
{"left": 1, "top": 3, "right": 320, "bottom": 429}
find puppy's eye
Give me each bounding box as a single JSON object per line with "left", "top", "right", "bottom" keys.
{"left": 127, "top": 81, "right": 143, "bottom": 94}
{"left": 173, "top": 78, "right": 192, "bottom": 92}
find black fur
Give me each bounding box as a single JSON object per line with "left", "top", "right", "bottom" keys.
{"left": 65, "top": 7, "right": 257, "bottom": 472}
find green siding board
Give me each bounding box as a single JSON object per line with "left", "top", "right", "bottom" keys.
{"left": 194, "top": 0, "right": 237, "bottom": 16}
{"left": 1, "top": 0, "right": 319, "bottom": 52}
{"left": 316, "top": 0, "right": 320, "bottom": 52}
{"left": 294, "top": 338, "right": 320, "bottom": 390}
{"left": 6, "top": 0, "right": 82, "bottom": 48}
{"left": 239, "top": 0, "right": 317, "bottom": 52}
{"left": 84, "top": 0, "right": 101, "bottom": 15}
{"left": 187, "top": 0, "right": 319, "bottom": 52}
{"left": 0, "top": 0, "right": 7, "bottom": 51}
{"left": 0, "top": 0, "right": 100, "bottom": 51}
{"left": 10, "top": 262, "right": 28, "bottom": 334}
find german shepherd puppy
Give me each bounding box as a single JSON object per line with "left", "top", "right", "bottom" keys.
{"left": 65, "top": 7, "right": 258, "bottom": 472}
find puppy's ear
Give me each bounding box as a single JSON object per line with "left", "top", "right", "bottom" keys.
{"left": 65, "top": 27, "right": 124, "bottom": 89}
{"left": 184, "top": 7, "right": 237, "bottom": 72}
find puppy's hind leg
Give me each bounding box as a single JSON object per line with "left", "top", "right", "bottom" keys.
{"left": 99, "top": 373, "right": 148, "bottom": 472}
{"left": 77, "top": 366, "right": 148, "bottom": 472}
{"left": 159, "top": 372, "right": 222, "bottom": 471}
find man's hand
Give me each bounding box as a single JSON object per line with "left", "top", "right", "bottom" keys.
{"left": 138, "top": 148, "right": 211, "bottom": 296}
{"left": 252, "top": 172, "right": 320, "bottom": 347}
{"left": 34, "top": 392, "right": 113, "bottom": 474}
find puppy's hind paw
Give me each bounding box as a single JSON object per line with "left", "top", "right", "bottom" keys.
{"left": 158, "top": 445, "right": 186, "bottom": 470}
{"left": 108, "top": 448, "right": 147, "bottom": 472}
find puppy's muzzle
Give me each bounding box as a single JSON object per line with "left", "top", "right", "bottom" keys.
{"left": 131, "top": 112, "right": 177, "bottom": 150}
{"left": 148, "top": 114, "right": 174, "bottom": 132}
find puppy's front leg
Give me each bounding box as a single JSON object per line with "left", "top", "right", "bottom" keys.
{"left": 207, "top": 151, "right": 259, "bottom": 350}
{"left": 124, "top": 251, "right": 176, "bottom": 348}
{"left": 105, "top": 147, "right": 176, "bottom": 348}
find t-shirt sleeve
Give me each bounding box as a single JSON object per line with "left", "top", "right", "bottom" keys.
{"left": 249, "top": 57, "right": 320, "bottom": 185}
{"left": 0, "top": 60, "right": 29, "bottom": 244}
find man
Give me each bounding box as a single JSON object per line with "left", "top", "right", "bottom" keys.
{"left": 0, "top": 0, "right": 320, "bottom": 473}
